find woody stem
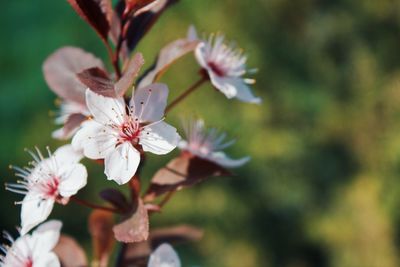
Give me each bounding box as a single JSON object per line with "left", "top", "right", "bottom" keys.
{"left": 165, "top": 75, "right": 208, "bottom": 114}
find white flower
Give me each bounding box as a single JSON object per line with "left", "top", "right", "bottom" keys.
{"left": 0, "top": 220, "right": 62, "bottom": 267}
{"left": 72, "top": 84, "right": 181, "bottom": 185}
{"left": 179, "top": 119, "right": 250, "bottom": 168}
{"left": 190, "top": 26, "right": 261, "bottom": 104}
{"left": 147, "top": 243, "right": 181, "bottom": 267}
{"left": 6, "top": 145, "right": 87, "bottom": 235}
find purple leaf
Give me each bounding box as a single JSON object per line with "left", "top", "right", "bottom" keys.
{"left": 43, "top": 46, "right": 105, "bottom": 104}
{"left": 145, "top": 154, "right": 231, "bottom": 200}
{"left": 113, "top": 199, "right": 149, "bottom": 243}
{"left": 123, "top": 224, "right": 203, "bottom": 265}
{"left": 89, "top": 210, "right": 116, "bottom": 266}
{"left": 76, "top": 67, "right": 116, "bottom": 97}
{"left": 58, "top": 113, "right": 87, "bottom": 139}
{"left": 100, "top": 188, "right": 131, "bottom": 212}
{"left": 67, "top": 0, "right": 110, "bottom": 41}
{"left": 54, "top": 235, "right": 88, "bottom": 267}
{"left": 115, "top": 53, "right": 145, "bottom": 96}
{"left": 124, "top": 0, "right": 179, "bottom": 52}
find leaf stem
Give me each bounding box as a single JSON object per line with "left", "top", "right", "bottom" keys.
{"left": 165, "top": 75, "right": 208, "bottom": 114}
{"left": 158, "top": 191, "right": 176, "bottom": 209}
{"left": 70, "top": 196, "right": 120, "bottom": 214}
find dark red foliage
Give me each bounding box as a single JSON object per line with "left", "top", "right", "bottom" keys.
{"left": 76, "top": 67, "right": 115, "bottom": 97}
{"left": 100, "top": 188, "right": 131, "bottom": 213}
{"left": 67, "top": 0, "right": 110, "bottom": 41}
{"left": 124, "top": 0, "right": 179, "bottom": 52}
{"left": 123, "top": 225, "right": 203, "bottom": 266}
{"left": 145, "top": 154, "right": 232, "bottom": 201}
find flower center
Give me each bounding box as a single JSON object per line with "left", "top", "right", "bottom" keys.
{"left": 208, "top": 61, "right": 226, "bottom": 77}
{"left": 119, "top": 121, "right": 141, "bottom": 143}
{"left": 43, "top": 177, "right": 60, "bottom": 198}
{"left": 25, "top": 258, "right": 33, "bottom": 267}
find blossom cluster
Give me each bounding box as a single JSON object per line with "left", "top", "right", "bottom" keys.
{"left": 1, "top": 1, "right": 260, "bottom": 266}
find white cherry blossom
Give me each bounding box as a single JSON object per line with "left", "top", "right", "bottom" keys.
{"left": 179, "top": 119, "right": 250, "bottom": 168}
{"left": 190, "top": 26, "right": 261, "bottom": 104}
{"left": 147, "top": 243, "right": 181, "bottom": 267}
{"left": 0, "top": 220, "right": 62, "bottom": 267}
{"left": 72, "top": 84, "right": 181, "bottom": 185}
{"left": 6, "top": 145, "right": 87, "bottom": 235}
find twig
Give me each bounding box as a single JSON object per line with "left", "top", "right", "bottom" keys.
{"left": 165, "top": 76, "right": 208, "bottom": 114}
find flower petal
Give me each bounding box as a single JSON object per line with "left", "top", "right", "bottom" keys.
{"left": 209, "top": 151, "right": 250, "bottom": 168}
{"left": 187, "top": 25, "right": 198, "bottom": 41}
{"left": 32, "top": 220, "right": 62, "bottom": 253}
{"left": 53, "top": 144, "right": 83, "bottom": 165}
{"left": 58, "top": 163, "right": 88, "bottom": 197}
{"left": 86, "top": 89, "right": 126, "bottom": 125}
{"left": 104, "top": 142, "right": 140, "bottom": 185}
{"left": 21, "top": 193, "right": 55, "bottom": 235}
{"left": 130, "top": 83, "right": 168, "bottom": 122}
{"left": 231, "top": 79, "right": 262, "bottom": 104}
{"left": 32, "top": 252, "right": 60, "bottom": 267}
{"left": 72, "top": 120, "right": 117, "bottom": 159}
{"left": 194, "top": 42, "right": 210, "bottom": 70}
{"left": 148, "top": 243, "right": 181, "bottom": 267}
{"left": 140, "top": 122, "right": 180, "bottom": 155}
{"left": 208, "top": 73, "right": 237, "bottom": 99}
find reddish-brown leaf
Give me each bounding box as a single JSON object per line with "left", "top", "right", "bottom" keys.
{"left": 115, "top": 53, "right": 145, "bottom": 96}
{"left": 125, "top": 0, "right": 179, "bottom": 52}
{"left": 77, "top": 67, "right": 116, "bottom": 97}
{"left": 54, "top": 235, "right": 88, "bottom": 267}
{"left": 61, "top": 113, "right": 88, "bottom": 139}
{"left": 123, "top": 224, "right": 203, "bottom": 265}
{"left": 113, "top": 199, "right": 149, "bottom": 243}
{"left": 95, "top": 0, "right": 113, "bottom": 23}
{"left": 43, "top": 47, "right": 105, "bottom": 105}
{"left": 89, "top": 210, "right": 116, "bottom": 267}
{"left": 67, "top": 0, "right": 110, "bottom": 41}
{"left": 138, "top": 38, "right": 199, "bottom": 88}
{"left": 99, "top": 188, "right": 131, "bottom": 212}
{"left": 145, "top": 154, "right": 231, "bottom": 200}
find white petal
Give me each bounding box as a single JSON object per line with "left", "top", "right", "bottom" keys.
{"left": 104, "top": 142, "right": 140, "bottom": 185}
{"left": 130, "top": 83, "right": 169, "bottom": 122}
{"left": 209, "top": 74, "right": 261, "bottom": 104}
{"left": 72, "top": 120, "right": 118, "bottom": 160}
{"left": 85, "top": 89, "right": 126, "bottom": 125}
{"left": 53, "top": 144, "right": 83, "bottom": 165}
{"left": 140, "top": 122, "right": 180, "bottom": 155}
{"left": 148, "top": 243, "right": 181, "bottom": 267}
{"left": 32, "top": 220, "right": 62, "bottom": 253}
{"left": 231, "top": 79, "right": 262, "bottom": 104}
{"left": 208, "top": 73, "right": 237, "bottom": 99}
{"left": 187, "top": 25, "right": 198, "bottom": 41}
{"left": 2, "top": 236, "right": 34, "bottom": 266}
{"left": 194, "top": 43, "right": 209, "bottom": 70}
{"left": 33, "top": 252, "right": 60, "bottom": 267}
{"left": 58, "top": 163, "right": 87, "bottom": 197}
{"left": 209, "top": 151, "right": 250, "bottom": 168}
{"left": 20, "top": 193, "right": 55, "bottom": 235}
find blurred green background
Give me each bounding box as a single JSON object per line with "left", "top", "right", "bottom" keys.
{"left": 2, "top": 0, "right": 400, "bottom": 266}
